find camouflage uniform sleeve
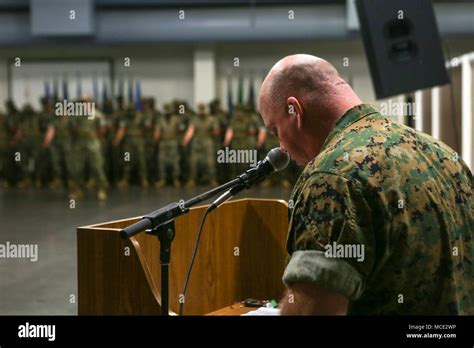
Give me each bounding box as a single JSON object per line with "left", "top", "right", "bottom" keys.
{"left": 283, "top": 172, "right": 375, "bottom": 301}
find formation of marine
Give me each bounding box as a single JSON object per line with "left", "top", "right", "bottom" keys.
{"left": 0, "top": 97, "right": 300, "bottom": 200}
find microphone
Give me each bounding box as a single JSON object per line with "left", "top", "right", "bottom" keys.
{"left": 241, "top": 147, "right": 290, "bottom": 186}
{"left": 120, "top": 147, "right": 290, "bottom": 239}
{"left": 208, "top": 147, "right": 290, "bottom": 212}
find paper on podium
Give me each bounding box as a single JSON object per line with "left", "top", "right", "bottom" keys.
{"left": 241, "top": 307, "right": 281, "bottom": 316}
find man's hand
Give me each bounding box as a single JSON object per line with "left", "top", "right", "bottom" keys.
{"left": 279, "top": 282, "right": 349, "bottom": 315}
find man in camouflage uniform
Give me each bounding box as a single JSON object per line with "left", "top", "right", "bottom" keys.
{"left": 174, "top": 99, "right": 191, "bottom": 183}
{"left": 210, "top": 99, "right": 229, "bottom": 183}
{"left": 69, "top": 97, "right": 108, "bottom": 200}
{"left": 223, "top": 104, "right": 266, "bottom": 178}
{"left": 115, "top": 103, "right": 149, "bottom": 188}
{"left": 2, "top": 101, "right": 19, "bottom": 187}
{"left": 184, "top": 103, "right": 219, "bottom": 188}
{"left": 143, "top": 98, "right": 159, "bottom": 184}
{"left": 100, "top": 98, "right": 115, "bottom": 185}
{"left": 259, "top": 54, "right": 473, "bottom": 315}
{"left": 0, "top": 109, "right": 8, "bottom": 188}
{"left": 154, "top": 103, "right": 181, "bottom": 188}
{"left": 13, "top": 105, "right": 36, "bottom": 188}
{"left": 32, "top": 98, "right": 56, "bottom": 188}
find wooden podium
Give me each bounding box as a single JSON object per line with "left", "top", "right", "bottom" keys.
{"left": 77, "top": 198, "right": 288, "bottom": 315}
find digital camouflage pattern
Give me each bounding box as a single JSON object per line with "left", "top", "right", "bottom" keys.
{"left": 283, "top": 104, "right": 473, "bottom": 315}
{"left": 189, "top": 112, "right": 219, "bottom": 182}
{"left": 71, "top": 109, "right": 108, "bottom": 190}
{"left": 120, "top": 107, "right": 148, "bottom": 185}
{"left": 157, "top": 112, "right": 182, "bottom": 181}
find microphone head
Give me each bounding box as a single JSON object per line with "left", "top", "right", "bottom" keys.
{"left": 266, "top": 147, "right": 290, "bottom": 172}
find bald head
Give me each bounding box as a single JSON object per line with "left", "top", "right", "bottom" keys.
{"left": 258, "top": 54, "right": 362, "bottom": 165}
{"left": 262, "top": 54, "right": 350, "bottom": 111}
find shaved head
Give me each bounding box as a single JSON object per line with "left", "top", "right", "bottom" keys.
{"left": 258, "top": 54, "right": 361, "bottom": 165}
{"left": 264, "top": 54, "right": 344, "bottom": 110}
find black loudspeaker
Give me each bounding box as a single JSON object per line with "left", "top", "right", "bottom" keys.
{"left": 355, "top": 0, "right": 449, "bottom": 99}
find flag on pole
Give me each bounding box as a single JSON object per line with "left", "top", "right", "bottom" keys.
{"left": 62, "top": 77, "right": 68, "bottom": 100}
{"left": 52, "top": 77, "right": 58, "bottom": 101}
{"left": 92, "top": 78, "right": 99, "bottom": 103}
{"left": 102, "top": 80, "right": 109, "bottom": 110}
{"left": 135, "top": 80, "right": 142, "bottom": 111}
{"left": 118, "top": 77, "right": 124, "bottom": 98}
{"left": 128, "top": 77, "right": 134, "bottom": 105}
{"left": 227, "top": 76, "right": 233, "bottom": 117}
{"left": 247, "top": 75, "right": 255, "bottom": 111}
{"left": 237, "top": 75, "right": 243, "bottom": 104}
{"left": 43, "top": 80, "right": 51, "bottom": 101}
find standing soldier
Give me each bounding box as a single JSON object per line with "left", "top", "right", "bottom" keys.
{"left": 173, "top": 99, "right": 191, "bottom": 184}
{"left": 49, "top": 98, "right": 74, "bottom": 192}
{"left": 69, "top": 97, "right": 108, "bottom": 201}
{"left": 223, "top": 104, "right": 266, "bottom": 178}
{"left": 154, "top": 103, "right": 181, "bottom": 188}
{"left": 210, "top": 99, "right": 229, "bottom": 183}
{"left": 3, "top": 100, "right": 19, "bottom": 187}
{"left": 38, "top": 98, "right": 57, "bottom": 188}
{"left": 15, "top": 105, "right": 36, "bottom": 188}
{"left": 142, "top": 97, "right": 159, "bottom": 185}
{"left": 99, "top": 98, "right": 115, "bottom": 186}
{"left": 109, "top": 96, "right": 125, "bottom": 186}
{"left": 184, "top": 103, "right": 219, "bottom": 188}
{"left": 114, "top": 103, "right": 148, "bottom": 188}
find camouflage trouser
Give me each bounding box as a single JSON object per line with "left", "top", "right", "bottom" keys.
{"left": 1, "top": 143, "right": 17, "bottom": 184}
{"left": 190, "top": 137, "right": 216, "bottom": 182}
{"left": 0, "top": 141, "right": 7, "bottom": 182}
{"left": 51, "top": 138, "right": 73, "bottom": 184}
{"left": 123, "top": 137, "right": 147, "bottom": 182}
{"left": 145, "top": 138, "right": 158, "bottom": 183}
{"left": 31, "top": 143, "right": 51, "bottom": 183}
{"left": 158, "top": 139, "right": 180, "bottom": 181}
{"left": 179, "top": 143, "right": 191, "bottom": 182}
{"left": 71, "top": 138, "right": 108, "bottom": 190}
{"left": 13, "top": 139, "right": 30, "bottom": 182}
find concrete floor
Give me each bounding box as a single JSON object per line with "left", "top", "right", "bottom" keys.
{"left": 0, "top": 185, "right": 291, "bottom": 315}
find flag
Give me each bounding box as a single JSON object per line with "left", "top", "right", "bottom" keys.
{"left": 227, "top": 76, "right": 233, "bottom": 117}
{"left": 52, "top": 77, "right": 58, "bottom": 101}
{"left": 237, "top": 75, "right": 243, "bottom": 104}
{"left": 76, "top": 72, "right": 82, "bottom": 99}
{"left": 135, "top": 80, "right": 142, "bottom": 111}
{"left": 128, "top": 77, "right": 134, "bottom": 105}
{"left": 102, "top": 80, "right": 109, "bottom": 110}
{"left": 62, "top": 77, "right": 68, "bottom": 100}
{"left": 248, "top": 75, "right": 255, "bottom": 111}
{"left": 118, "top": 77, "right": 124, "bottom": 98}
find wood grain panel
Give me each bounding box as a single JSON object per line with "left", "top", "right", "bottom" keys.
{"left": 77, "top": 198, "right": 288, "bottom": 315}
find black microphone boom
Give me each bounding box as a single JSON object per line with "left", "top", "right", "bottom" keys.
{"left": 120, "top": 147, "right": 289, "bottom": 238}
{"left": 118, "top": 147, "right": 289, "bottom": 317}
{"left": 208, "top": 147, "right": 290, "bottom": 212}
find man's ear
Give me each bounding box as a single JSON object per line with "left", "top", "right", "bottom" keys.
{"left": 287, "top": 96, "right": 303, "bottom": 130}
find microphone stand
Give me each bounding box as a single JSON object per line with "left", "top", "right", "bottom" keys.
{"left": 120, "top": 173, "right": 255, "bottom": 316}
